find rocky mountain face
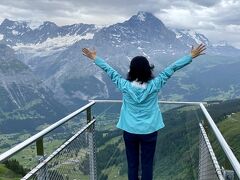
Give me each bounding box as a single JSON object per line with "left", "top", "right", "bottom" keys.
{"left": 0, "top": 44, "right": 67, "bottom": 133}
{"left": 0, "top": 11, "right": 240, "bottom": 110}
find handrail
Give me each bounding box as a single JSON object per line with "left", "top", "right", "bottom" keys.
{"left": 0, "top": 101, "right": 95, "bottom": 163}
{"left": 200, "top": 103, "right": 240, "bottom": 178}
{"left": 89, "top": 99, "right": 207, "bottom": 105}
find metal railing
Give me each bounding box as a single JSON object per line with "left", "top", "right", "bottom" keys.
{"left": 0, "top": 100, "right": 96, "bottom": 180}
{"left": 0, "top": 101, "right": 95, "bottom": 162}
{"left": 0, "top": 100, "right": 239, "bottom": 179}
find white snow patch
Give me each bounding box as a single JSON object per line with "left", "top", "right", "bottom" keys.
{"left": 127, "top": 56, "right": 131, "bottom": 62}
{"left": 13, "top": 33, "right": 94, "bottom": 56}
{"left": 142, "top": 51, "right": 150, "bottom": 59}
{"left": 94, "top": 72, "right": 109, "bottom": 98}
{"left": 213, "top": 41, "right": 228, "bottom": 47}
{"left": 27, "top": 20, "right": 42, "bottom": 30}
{"left": 0, "top": 34, "right": 3, "bottom": 40}
{"left": 95, "top": 24, "right": 107, "bottom": 29}
{"left": 176, "top": 34, "right": 182, "bottom": 39}
{"left": 174, "top": 31, "right": 182, "bottom": 39}
{"left": 172, "top": 29, "right": 181, "bottom": 39}
{"left": 187, "top": 30, "right": 202, "bottom": 44}
{"left": 137, "top": 12, "right": 146, "bottom": 21}
{"left": 152, "top": 49, "right": 167, "bottom": 54}
{"left": 83, "top": 32, "right": 94, "bottom": 39}
{"left": 2, "top": 82, "right": 21, "bottom": 108}
{"left": 72, "top": 91, "right": 89, "bottom": 100}
{"left": 112, "top": 34, "right": 120, "bottom": 37}
{"left": 94, "top": 72, "right": 105, "bottom": 83}
{"left": 178, "top": 29, "right": 209, "bottom": 45}
{"left": 12, "top": 30, "right": 19, "bottom": 35}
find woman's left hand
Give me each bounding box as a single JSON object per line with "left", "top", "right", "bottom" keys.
{"left": 82, "top": 48, "right": 96, "bottom": 60}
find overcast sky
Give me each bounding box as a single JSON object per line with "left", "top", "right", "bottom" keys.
{"left": 0, "top": 0, "right": 239, "bottom": 48}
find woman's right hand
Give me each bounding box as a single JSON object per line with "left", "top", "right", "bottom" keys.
{"left": 191, "top": 44, "right": 206, "bottom": 58}
{"left": 82, "top": 48, "right": 97, "bottom": 60}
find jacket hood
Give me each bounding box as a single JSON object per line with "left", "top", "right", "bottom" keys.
{"left": 127, "top": 81, "right": 153, "bottom": 103}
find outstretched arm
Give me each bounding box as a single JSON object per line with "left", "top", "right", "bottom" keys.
{"left": 82, "top": 48, "right": 128, "bottom": 92}
{"left": 153, "top": 44, "right": 206, "bottom": 90}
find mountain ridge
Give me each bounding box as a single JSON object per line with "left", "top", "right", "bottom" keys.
{"left": 0, "top": 11, "right": 239, "bottom": 53}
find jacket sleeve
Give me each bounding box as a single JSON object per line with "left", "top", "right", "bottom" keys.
{"left": 153, "top": 54, "right": 193, "bottom": 90}
{"left": 94, "top": 56, "right": 128, "bottom": 92}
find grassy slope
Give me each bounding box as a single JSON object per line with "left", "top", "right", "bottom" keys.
{"left": 0, "top": 164, "right": 21, "bottom": 180}
{"left": 210, "top": 111, "right": 240, "bottom": 169}
{"left": 218, "top": 112, "right": 240, "bottom": 160}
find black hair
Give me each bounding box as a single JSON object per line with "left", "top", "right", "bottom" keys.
{"left": 127, "top": 56, "right": 154, "bottom": 84}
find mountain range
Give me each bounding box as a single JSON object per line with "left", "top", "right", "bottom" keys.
{"left": 0, "top": 44, "right": 67, "bottom": 133}
{"left": 0, "top": 11, "right": 239, "bottom": 180}
{"left": 0, "top": 11, "right": 240, "bottom": 114}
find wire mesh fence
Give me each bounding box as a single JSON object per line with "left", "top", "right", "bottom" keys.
{"left": 198, "top": 123, "right": 224, "bottom": 180}
{"left": 21, "top": 120, "right": 96, "bottom": 180}
{"left": 92, "top": 102, "right": 127, "bottom": 180}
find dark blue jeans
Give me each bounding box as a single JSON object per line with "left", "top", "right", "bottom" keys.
{"left": 123, "top": 131, "right": 158, "bottom": 180}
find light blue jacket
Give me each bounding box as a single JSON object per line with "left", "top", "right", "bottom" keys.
{"left": 94, "top": 55, "right": 192, "bottom": 134}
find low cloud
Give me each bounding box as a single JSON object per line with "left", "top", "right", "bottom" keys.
{"left": 189, "top": 0, "right": 220, "bottom": 7}
{"left": 0, "top": 0, "right": 239, "bottom": 48}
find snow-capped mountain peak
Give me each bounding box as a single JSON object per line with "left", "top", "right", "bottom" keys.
{"left": 128, "top": 11, "right": 164, "bottom": 25}
{"left": 0, "top": 19, "right": 18, "bottom": 28}
{"left": 136, "top": 11, "right": 147, "bottom": 21}
{"left": 171, "top": 28, "right": 210, "bottom": 46}
{"left": 0, "top": 18, "right": 31, "bottom": 35}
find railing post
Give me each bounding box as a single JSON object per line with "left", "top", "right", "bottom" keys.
{"left": 36, "top": 138, "right": 44, "bottom": 156}
{"left": 36, "top": 138, "right": 48, "bottom": 180}
{"left": 87, "top": 107, "right": 97, "bottom": 180}
{"left": 222, "top": 167, "right": 234, "bottom": 180}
